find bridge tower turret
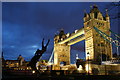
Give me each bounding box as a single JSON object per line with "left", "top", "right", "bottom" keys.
{"left": 54, "top": 29, "right": 70, "bottom": 67}
{"left": 84, "top": 5, "right": 112, "bottom": 61}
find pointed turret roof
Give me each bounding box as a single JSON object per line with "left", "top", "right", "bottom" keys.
{"left": 59, "top": 29, "right": 65, "bottom": 36}
{"left": 84, "top": 10, "right": 87, "bottom": 17}
{"left": 105, "top": 9, "right": 109, "bottom": 17}
{"left": 90, "top": 4, "right": 100, "bottom": 13}
{"left": 59, "top": 29, "right": 66, "bottom": 39}
{"left": 90, "top": 4, "right": 100, "bottom": 18}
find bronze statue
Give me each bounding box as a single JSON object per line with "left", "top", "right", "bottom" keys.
{"left": 28, "top": 39, "right": 50, "bottom": 72}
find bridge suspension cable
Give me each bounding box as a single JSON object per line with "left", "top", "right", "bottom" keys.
{"left": 94, "top": 26, "right": 120, "bottom": 56}
{"left": 109, "top": 29, "right": 120, "bottom": 56}
{"left": 94, "top": 27, "right": 120, "bottom": 47}
{"left": 109, "top": 30, "right": 120, "bottom": 39}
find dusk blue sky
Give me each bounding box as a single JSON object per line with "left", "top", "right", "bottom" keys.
{"left": 2, "top": 2, "right": 119, "bottom": 63}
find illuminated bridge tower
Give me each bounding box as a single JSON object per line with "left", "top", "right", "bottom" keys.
{"left": 54, "top": 29, "right": 70, "bottom": 65}
{"left": 84, "top": 5, "right": 112, "bottom": 61}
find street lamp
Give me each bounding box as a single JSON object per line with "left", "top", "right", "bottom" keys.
{"left": 87, "top": 52, "right": 90, "bottom": 75}
{"left": 32, "top": 70, "right": 35, "bottom": 74}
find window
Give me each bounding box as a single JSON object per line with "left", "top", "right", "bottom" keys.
{"left": 98, "top": 44, "right": 100, "bottom": 46}
{"left": 101, "top": 43, "right": 104, "bottom": 46}
{"left": 96, "top": 33, "right": 99, "bottom": 36}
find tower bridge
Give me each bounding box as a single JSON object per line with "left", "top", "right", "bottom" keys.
{"left": 52, "top": 5, "right": 119, "bottom": 67}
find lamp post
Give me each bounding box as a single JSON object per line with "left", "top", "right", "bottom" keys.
{"left": 87, "top": 52, "right": 90, "bottom": 75}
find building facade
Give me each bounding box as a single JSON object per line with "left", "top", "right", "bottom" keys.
{"left": 84, "top": 5, "right": 112, "bottom": 61}
{"left": 54, "top": 30, "right": 70, "bottom": 65}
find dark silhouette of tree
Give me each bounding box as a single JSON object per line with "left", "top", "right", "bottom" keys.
{"left": 28, "top": 39, "right": 50, "bottom": 73}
